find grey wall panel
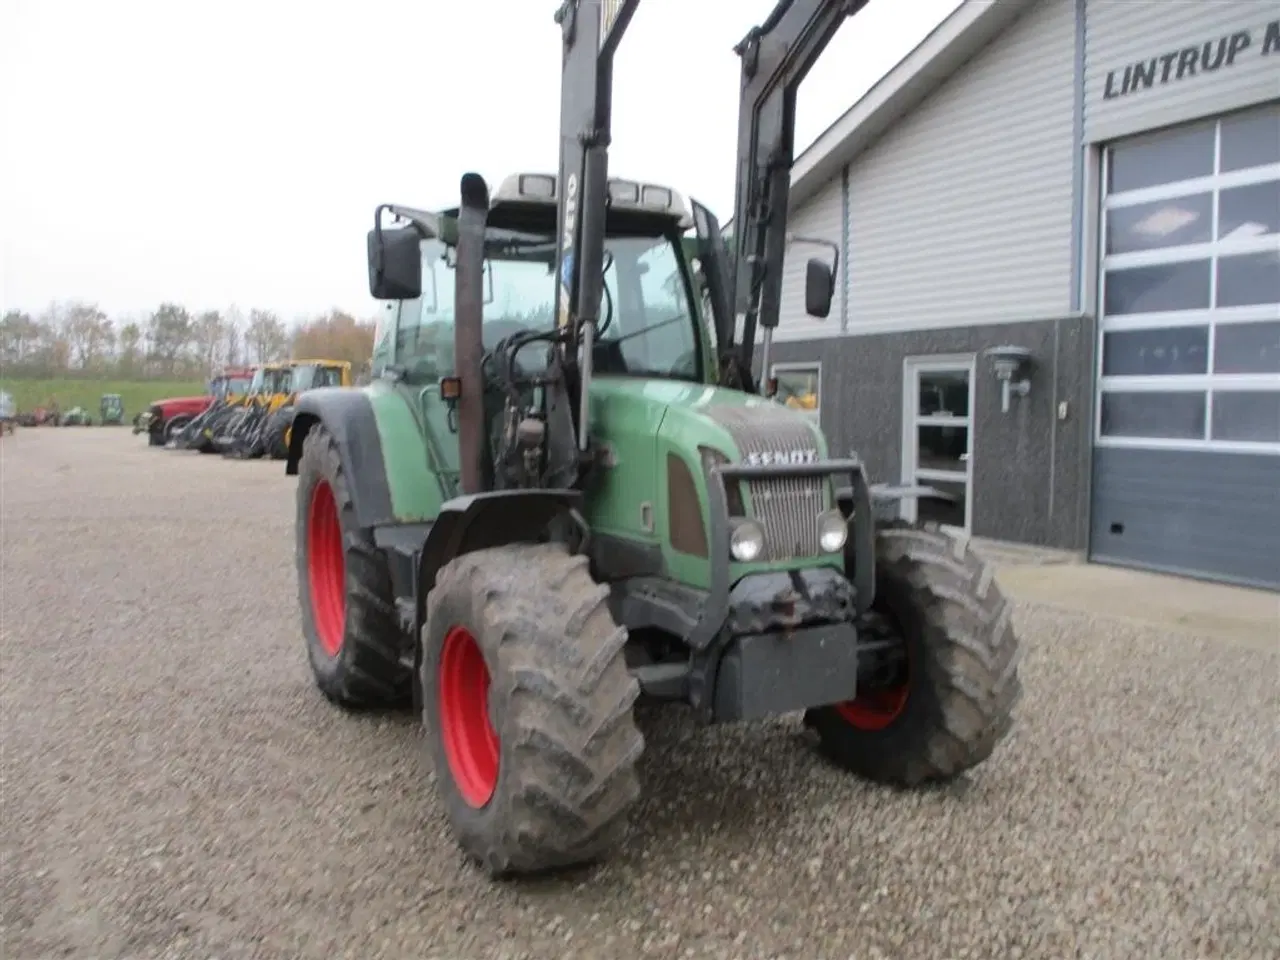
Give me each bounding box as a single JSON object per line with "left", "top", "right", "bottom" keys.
{"left": 1090, "top": 447, "right": 1280, "bottom": 590}
{"left": 766, "top": 314, "right": 1094, "bottom": 550}
{"left": 1084, "top": 0, "right": 1280, "bottom": 143}
{"left": 839, "top": 0, "right": 1077, "bottom": 336}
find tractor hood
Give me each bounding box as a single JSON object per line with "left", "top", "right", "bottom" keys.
{"left": 583, "top": 377, "right": 837, "bottom": 590}
{"left": 593, "top": 378, "right": 829, "bottom": 463}
{"left": 152, "top": 395, "right": 213, "bottom": 414}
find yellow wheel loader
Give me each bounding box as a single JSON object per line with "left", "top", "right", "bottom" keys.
{"left": 265, "top": 360, "right": 353, "bottom": 460}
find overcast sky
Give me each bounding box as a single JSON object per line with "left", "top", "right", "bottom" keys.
{"left": 1, "top": 0, "right": 963, "bottom": 325}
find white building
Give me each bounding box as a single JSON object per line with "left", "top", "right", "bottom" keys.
{"left": 764, "top": 0, "right": 1279, "bottom": 589}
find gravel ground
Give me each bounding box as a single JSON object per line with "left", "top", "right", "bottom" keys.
{"left": 2, "top": 428, "right": 1277, "bottom": 960}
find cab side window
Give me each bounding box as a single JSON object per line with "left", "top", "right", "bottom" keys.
{"left": 393, "top": 239, "right": 453, "bottom": 384}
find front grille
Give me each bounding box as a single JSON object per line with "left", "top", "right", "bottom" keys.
{"left": 704, "top": 405, "right": 827, "bottom": 562}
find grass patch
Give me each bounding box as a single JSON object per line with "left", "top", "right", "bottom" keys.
{"left": 0, "top": 379, "right": 206, "bottom": 419}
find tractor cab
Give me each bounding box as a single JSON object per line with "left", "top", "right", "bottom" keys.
{"left": 375, "top": 173, "right": 710, "bottom": 386}
{"left": 289, "top": 360, "right": 351, "bottom": 393}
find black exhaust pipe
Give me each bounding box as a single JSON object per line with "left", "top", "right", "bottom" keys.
{"left": 454, "top": 172, "right": 491, "bottom": 496}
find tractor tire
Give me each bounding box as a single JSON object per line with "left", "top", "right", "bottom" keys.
{"left": 805, "top": 521, "right": 1021, "bottom": 786}
{"left": 163, "top": 415, "right": 192, "bottom": 446}
{"left": 265, "top": 407, "right": 293, "bottom": 460}
{"left": 421, "top": 543, "right": 643, "bottom": 878}
{"left": 295, "top": 424, "right": 411, "bottom": 708}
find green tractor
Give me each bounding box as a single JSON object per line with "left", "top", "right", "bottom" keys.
{"left": 61, "top": 406, "right": 94, "bottom": 427}
{"left": 286, "top": 0, "right": 1021, "bottom": 879}
{"left": 100, "top": 394, "right": 125, "bottom": 426}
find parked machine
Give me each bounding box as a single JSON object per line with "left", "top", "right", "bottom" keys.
{"left": 285, "top": 0, "right": 1022, "bottom": 879}
{"left": 61, "top": 406, "right": 94, "bottom": 426}
{"left": 205, "top": 359, "right": 352, "bottom": 459}
{"left": 170, "top": 367, "right": 261, "bottom": 453}
{"left": 212, "top": 363, "right": 293, "bottom": 458}
{"left": 99, "top": 394, "right": 125, "bottom": 426}
{"left": 262, "top": 360, "right": 353, "bottom": 460}
{"left": 137, "top": 366, "right": 255, "bottom": 446}
{"left": 0, "top": 390, "right": 15, "bottom": 435}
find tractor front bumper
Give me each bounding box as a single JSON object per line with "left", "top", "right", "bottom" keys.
{"left": 693, "top": 457, "right": 876, "bottom": 653}
{"left": 712, "top": 620, "right": 860, "bottom": 722}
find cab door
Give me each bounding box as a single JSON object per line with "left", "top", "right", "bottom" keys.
{"left": 385, "top": 231, "right": 461, "bottom": 496}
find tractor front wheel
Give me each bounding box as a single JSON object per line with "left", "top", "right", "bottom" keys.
{"left": 805, "top": 522, "right": 1022, "bottom": 785}
{"left": 162, "top": 415, "right": 192, "bottom": 446}
{"left": 421, "top": 543, "right": 643, "bottom": 877}
{"left": 295, "top": 424, "right": 411, "bottom": 707}
{"left": 265, "top": 406, "right": 293, "bottom": 460}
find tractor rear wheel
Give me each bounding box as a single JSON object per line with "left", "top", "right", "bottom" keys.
{"left": 295, "top": 424, "right": 411, "bottom": 708}
{"left": 805, "top": 521, "right": 1021, "bottom": 785}
{"left": 421, "top": 543, "right": 643, "bottom": 877}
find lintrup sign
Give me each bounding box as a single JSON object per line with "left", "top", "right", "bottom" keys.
{"left": 1103, "top": 19, "right": 1279, "bottom": 101}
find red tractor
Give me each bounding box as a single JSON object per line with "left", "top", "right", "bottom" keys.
{"left": 135, "top": 366, "right": 255, "bottom": 446}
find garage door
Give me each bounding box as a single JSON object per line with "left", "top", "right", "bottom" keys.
{"left": 1089, "top": 101, "right": 1280, "bottom": 590}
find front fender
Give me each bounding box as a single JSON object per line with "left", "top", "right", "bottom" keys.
{"left": 286, "top": 385, "right": 443, "bottom": 530}
{"left": 418, "top": 489, "right": 586, "bottom": 594}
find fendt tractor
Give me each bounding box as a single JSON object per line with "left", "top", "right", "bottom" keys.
{"left": 286, "top": 0, "right": 1021, "bottom": 878}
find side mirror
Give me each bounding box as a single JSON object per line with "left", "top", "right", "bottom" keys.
{"left": 804, "top": 258, "right": 834, "bottom": 319}
{"left": 367, "top": 225, "right": 422, "bottom": 300}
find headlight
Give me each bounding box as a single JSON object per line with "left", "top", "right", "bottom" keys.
{"left": 817, "top": 509, "right": 848, "bottom": 553}
{"left": 729, "top": 519, "right": 765, "bottom": 562}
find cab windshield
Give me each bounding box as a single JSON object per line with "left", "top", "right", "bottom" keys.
{"left": 227, "top": 377, "right": 252, "bottom": 395}
{"left": 394, "top": 224, "right": 700, "bottom": 383}
{"left": 292, "top": 364, "right": 345, "bottom": 391}
{"left": 292, "top": 364, "right": 318, "bottom": 392}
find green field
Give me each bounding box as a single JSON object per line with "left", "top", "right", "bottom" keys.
{"left": 0, "top": 379, "right": 207, "bottom": 419}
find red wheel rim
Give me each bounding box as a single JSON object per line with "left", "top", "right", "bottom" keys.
{"left": 306, "top": 479, "right": 345, "bottom": 657}
{"left": 438, "top": 626, "right": 499, "bottom": 808}
{"left": 835, "top": 685, "right": 909, "bottom": 731}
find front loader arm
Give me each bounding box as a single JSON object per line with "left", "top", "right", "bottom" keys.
{"left": 729, "top": 0, "right": 867, "bottom": 375}
{"left": 552, "top": 0, "right": 639, "bottom": 461}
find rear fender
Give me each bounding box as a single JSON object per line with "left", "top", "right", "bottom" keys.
{"left": 286, "top": 386, "right": 443, "bottom": 530}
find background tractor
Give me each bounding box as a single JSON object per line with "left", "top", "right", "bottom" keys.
{"left": 61, "top": 406, "right": 94, "bottom": 426}
{"left": 140, "top": 366, "right": 255, "bottom": 446}
{"left": 99, "top": 394, "right": 125, "bottom": 426}
{"left": 170, "top": 366, "right": 260, "bottom": 453}
{"left": 286, "top": 0, "right": 1021, "bottom": 879}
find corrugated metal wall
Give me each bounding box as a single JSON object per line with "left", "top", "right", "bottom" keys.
{"left": 771, "top": 180, "right": 845, "bottom": 343}
{"left": 1084, "top": 0, "right": 1279, "bottom": 143}
{"left": 835, "top": 0, "right": 1077, "bottom": 336}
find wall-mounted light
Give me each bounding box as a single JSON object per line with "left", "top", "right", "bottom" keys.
{"left": 984, "top": 345, "right": 1034, "bottom": 414}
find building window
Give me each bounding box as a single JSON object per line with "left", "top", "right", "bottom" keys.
{"left": 770, "top": 363, "right": 821, "bottom": 417}
{"left": 1097, "top": 102, "right": 1280, "bottom": 454}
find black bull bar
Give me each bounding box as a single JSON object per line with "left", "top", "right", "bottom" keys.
{"left": 687, "top": 457, "right": 874, "bottom": 650}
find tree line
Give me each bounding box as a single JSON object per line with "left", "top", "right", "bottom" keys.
{"left": 0, "top": 301, "right": 378, "bottom": 380}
